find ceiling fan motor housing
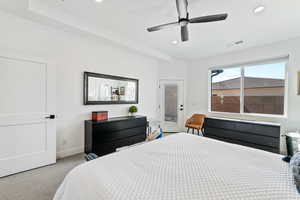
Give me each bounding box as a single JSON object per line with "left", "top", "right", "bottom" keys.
{"left": 179, "top": 13, "right": 189, "bottom": 26}
{"left": 179, "top": 19, "right": 189, "bottom": 26}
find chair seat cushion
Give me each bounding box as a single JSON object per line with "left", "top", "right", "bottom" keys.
{"left": 186, "top": 124, "right": 201, "bottom": 129}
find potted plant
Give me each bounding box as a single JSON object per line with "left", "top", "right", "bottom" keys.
{"left": 129, "top": 105, "right": 138, "bottom": 116}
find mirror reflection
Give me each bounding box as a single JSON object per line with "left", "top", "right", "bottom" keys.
{"left": 84, "top": 72, "right": 138, "bottom": 105}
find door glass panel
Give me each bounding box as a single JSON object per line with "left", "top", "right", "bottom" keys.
{"left": 164, "top": 84, "right": 178, "bottom": 123}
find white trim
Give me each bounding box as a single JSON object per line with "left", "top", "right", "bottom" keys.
{"left": 208, "top": 116, "right": 281, "bottom": 126}
{"left": 0, "top": 47, "right": 53, "bottom": 65}
{"left": 159, "top": 79, "right": 185, "bottom": 132}
{"left": 208, "top": 70, "right": 212, "bottom": 113}
{"left": 57, "top": 146, "right": 84, "bottom": 159}
{"left": 240, "top": 67, "right": 245, "bottom": 114}
{"left": 209, "top": 55, "right": 289, "bottom": 70}
{"left": 159, "top": 78, "right": 186, "bottom": 81}
{"left": 209, "top": 111, "right": 288, "bottom": 119}
{"left": 208, "top": 57, "right": 289, "bottom": 118}
{"left": 283, "top": 61, "right": 289, "bottom": 118}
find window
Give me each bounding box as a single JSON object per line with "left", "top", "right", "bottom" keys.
{"left": 210, "top": 58, "right": 287, "bottom": 116}
{"left": 211, "top": 68, "right": 241, "bottom": 113}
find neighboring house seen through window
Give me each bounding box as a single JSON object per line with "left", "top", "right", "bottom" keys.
{"left": 210, "top": 58, "right": 287, "bottom": 116}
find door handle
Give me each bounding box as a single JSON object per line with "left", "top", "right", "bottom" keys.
{"left": 45, "top": 114, "right": 56, "bottom": 119}
{"left": 180, "top": 104, "right": 184, "bottom": 111}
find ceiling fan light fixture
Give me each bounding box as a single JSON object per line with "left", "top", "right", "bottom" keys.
{"left": 254, "top": 5, "right": 265, "bottom": 14}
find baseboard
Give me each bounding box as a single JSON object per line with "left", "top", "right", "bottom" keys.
{"left": 57, "top": 146, "right": 84, "bottom": 159}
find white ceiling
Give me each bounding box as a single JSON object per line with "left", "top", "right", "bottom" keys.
{"left": 1, "top": 0, "right": 300, "bottom": 60}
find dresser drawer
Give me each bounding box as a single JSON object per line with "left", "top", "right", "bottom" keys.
{"left": 94, "top": 134, "right": 146, "bottom": 156}
{"left": 93, "top": 117, "right": 146, "bottom": 132}
{"left": 205, "top": 118, "right": 237, "bottom": 130}
{"left": 205, "top": 118, "right": 280, "bottom": 138}
{"left": 235, "top": 123, "right": 279, "bottom": 138}
{"left": 206, "top": 135, "right": 279, "bottom": 153}
{"left": 94, "top": 126, "right": 146, "bottom": 143}
{"left": 205, "top": 127, "right": 279, "bottom": 148}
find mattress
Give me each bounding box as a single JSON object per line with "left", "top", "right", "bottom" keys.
{"left": 53, "top": 133, "right": 299, "bottom": 200}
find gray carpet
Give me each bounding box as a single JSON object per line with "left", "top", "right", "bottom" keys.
{"left": 0, "top": 154, "right": 85, "bottom": 200}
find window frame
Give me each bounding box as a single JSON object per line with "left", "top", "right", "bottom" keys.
{"left": 208, "top": 57, "right": 289, "bottom": 118}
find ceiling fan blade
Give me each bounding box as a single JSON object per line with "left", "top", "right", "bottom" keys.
{"left": 176, "top": 0, "right": 188, "bottom": 18}
{"left": 147, "top": 22, "right": 178, "bottom": 32}
{"left": 181, "top": 25, "right": 189, "bottom": 42}
{"left": 189, "top": 14, "right": 228, "bottom": 23}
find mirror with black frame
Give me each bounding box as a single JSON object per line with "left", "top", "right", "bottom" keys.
{"left": 83, "top": 72, "right": 139, "bottom": 105}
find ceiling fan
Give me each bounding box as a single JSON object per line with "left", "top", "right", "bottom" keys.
{"left": 147, "top": 0, "right": 228, "bottom": 42}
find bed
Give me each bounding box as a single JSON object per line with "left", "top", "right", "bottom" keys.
{"left": 54, "top": 133, "right": 299, "bottom": 200}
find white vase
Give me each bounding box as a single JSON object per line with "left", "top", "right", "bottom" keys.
{"left": 129, "top": 112, "right": 136, "bottom": 117}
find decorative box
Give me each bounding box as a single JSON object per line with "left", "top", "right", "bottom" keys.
{"left": 92, "top": 111, "right": 108, "bottom": 121}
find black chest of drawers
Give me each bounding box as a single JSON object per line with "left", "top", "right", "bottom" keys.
{"left": 85, "top": 116, "right": 147, "bottom": 156}
{"left": 204, "top": 117, "right": 280, "bottom": 153}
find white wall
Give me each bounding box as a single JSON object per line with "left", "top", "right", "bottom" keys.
{"left": 0, "top": 11, "right": 169, "bottom": 158}
{"left": 186, "top": 38, "right": 300, "bottom": 153}
{"left": 158, "top": 60, "right": 188, "bottom": 80}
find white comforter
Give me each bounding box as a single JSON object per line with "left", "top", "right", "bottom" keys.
{"left": 54, "top": 133, "right": 299, "bottom": 200}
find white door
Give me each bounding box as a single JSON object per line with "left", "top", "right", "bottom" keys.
{"left": 0, "top": 55, "right": 56, "bottom": 177}
{"left": 159, "top": 80, "right": 184, "bottom": 132}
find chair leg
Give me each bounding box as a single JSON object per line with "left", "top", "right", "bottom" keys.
{"left": 200, "top": 129, "right": 204, "bottom": 136}
{"left": 197, "top": 129, "right": 200, "bottom": 135}
{"left": 187, "top": 128, "right": 190, "bottom": 133}
{"left": 192, "top": 129, "right": 194, "bottom": 134}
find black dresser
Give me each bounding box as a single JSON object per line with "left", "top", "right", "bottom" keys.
{"left": 204, "top": 117, "right": 280, "bottom": 153}
{"left": 85, "top": 116, "right": 147, "bottom": 156}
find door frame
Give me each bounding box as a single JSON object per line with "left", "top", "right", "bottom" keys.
{"left": 0, "top": 47, "right": 57, "bottom": 176}
{"left": 158, "top": 79, "right": 185, "bottom": 133}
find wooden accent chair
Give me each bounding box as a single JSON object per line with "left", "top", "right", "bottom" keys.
{"left": 185, "top": 114, "right": 206, "bottom": 135}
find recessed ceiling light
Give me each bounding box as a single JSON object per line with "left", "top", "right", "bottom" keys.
{"left": 254, "top": 5, "right": 265, "bottom": 14}
{"left": 171, "top": 40, "right": 179, "bottom": 45}
{"left": 95, "top": 0, "right": 103, "bottom": 3}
